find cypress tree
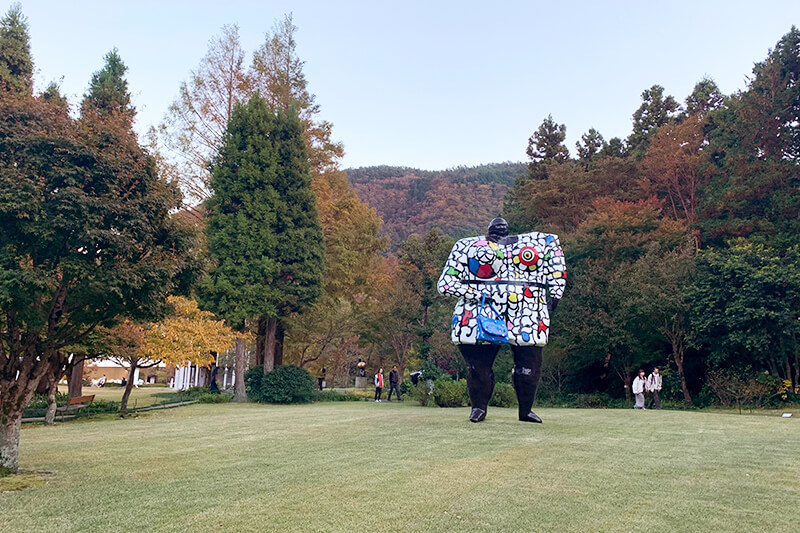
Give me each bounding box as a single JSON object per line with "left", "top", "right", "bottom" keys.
{"left": 200, "top": 94, "right": 324, "bottom": 381}
{"left": 0, "top": 3, "right": 32, "bottom": 95}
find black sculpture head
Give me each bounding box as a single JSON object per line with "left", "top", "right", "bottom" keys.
{"left": 488, "top": 217, "right": 509, "bottom": 240}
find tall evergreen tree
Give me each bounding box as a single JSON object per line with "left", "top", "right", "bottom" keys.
{"left": 576, "top": 127, "right": 605, "bottom": 169}
{"left": 42, "top": 81, "right": 68, "bottom": 108}
{"left": 701, "top": 27, "right": 800, "bottom": 248}
{"left": 627, "top": 85, "right": 680, "bottom": 157}
{"left": 526, "top": 114, "right": 569, "bottom": 180}
{"left": 684, "top": 77, "right": 724, "bottom": 117}
{"left": 504, "top": 115, "right": 569, "bottom": 230}
{"left": 0, "top": 3, "right": 31, "bottom": 95}
{"left": 83, "top": 49, "right": 133, "bottom": 118}
{"left": 747, "top": 25, "right": 800, "bottom": 162}
{"left": 600, "top": 137, "right": 627, "bottom": 159}
{"left": 199, "top": 94, "right": 324, "bottom": 384}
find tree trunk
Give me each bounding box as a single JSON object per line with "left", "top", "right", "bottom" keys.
{"left": 274, "top": 320, "right": 285, "bottom": 367}
{"left": 119, "top": 363, "right": 138, "bottom": 416}
{"left": 600, "top": 352, "right": 612, "bottom": 381}
{"left": 233, "top": 337, "right": 247, "bottom": 402}
{"left": 256, "top": 317, "right": 266, "bottom": 367}
{"left": 673, "top": 345, "right": 693, "bottom": 405}
{"left": 44, "top": 373, "right": 58, "bottom": 425}
{"left": 261, "top": 317, "right": 277, "bottom": 374}
{"left": 767, "top": 357, "right": 780, "bottom": 379}
{"left": 68, "top": 359, "right": 84, "bottom": 398}
{"left": 623, "top": 371, "right": 632, "bottom": 403}
{"left": 0, "top": 416, "right": 22, "bottom": 473}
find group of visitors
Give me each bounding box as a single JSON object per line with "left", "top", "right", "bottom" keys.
{"left": 374, "top": 366, "right": 402, "bottom": 402}
{"left": 632, "top": 367, "right": 662, "bottom": 409}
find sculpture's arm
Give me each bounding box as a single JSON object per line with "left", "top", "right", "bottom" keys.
{"left": 437, "top": 243, "right": 482, "bottom": 301}
{"left": 544, "top": 234, "right": 566, "bottom": 311}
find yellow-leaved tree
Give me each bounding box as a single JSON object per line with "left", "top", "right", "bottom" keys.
{"left": 105, "top": 297, "right": 238, "bottom": 415}
{"left": 143, "top": 296, "right": 238, "bottom": 368}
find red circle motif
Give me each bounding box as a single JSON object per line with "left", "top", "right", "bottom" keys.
{"left": 518, "top": 246, "right": 539, "bottom": 267}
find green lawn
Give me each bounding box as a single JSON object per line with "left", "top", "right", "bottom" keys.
{"left": 3, "top": 403, "right": 798, "bottom": 532}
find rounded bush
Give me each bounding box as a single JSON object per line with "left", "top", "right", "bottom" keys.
{"left": 489, "top": 383, "right": 518, "bottom": 407}
{"left": 246, "top": 365, "right": 315, "bottom": 404}
{"left": 433, "top": 377, "right": 468, "bottom": 407}
{"left": 244, "top": 367, "right": 264, "bottom": 400}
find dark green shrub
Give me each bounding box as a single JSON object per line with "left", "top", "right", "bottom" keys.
{"left": 247, "top": 365, "right": 315, "bottom": 404}
{"left": 197, "top": 393, "right": 232, "bottom": 404}
{"left": 26, "top": 391, "right": 68, "bottom": 409}
{"left": 411, "top": 381, "right": 434, "bottom": 406}
{"left": 573, "top": 392, "right": 612, "bottom": 408}
{"left": 489, "top": 383, "right": 518, "bottom": 407}
{"left": 185, "top": 385, "right": 210, "bottom": 397}
{"left": 244, "top": 366, "right": 264, "bottom": 400}
{"left": 433, "top": 378, "right": 468, "bottom": 407}
{"left": 82, "top": 399, "right": 119, "bottom": 414}
{"left": 399, "top": 379, "right": 414, "bottom": 395}
{"left": 312, "top": 390, "right": 363, "bottom": 402}
{"left": 420, "top": 359, "right": 443, "bottom": 381}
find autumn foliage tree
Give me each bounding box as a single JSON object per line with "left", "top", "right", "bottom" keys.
{"left": 161, "top": 24, "right": 251, "bottom": 205}
{"left": 0, "top": 22, "right": 195, "bottom": 470}
{"left": 556, "top": 199, "right": 688, "bottom": 399}
{"left": 641, "top": 115, "right": 708, "bottom": 249}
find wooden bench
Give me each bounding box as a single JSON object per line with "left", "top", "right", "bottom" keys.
{"left": 56, "top": 394, "right": 95, "bottom": 419}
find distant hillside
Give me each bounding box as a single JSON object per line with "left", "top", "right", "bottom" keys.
{"left": 346, "top": 162, "right": 526, "bottom": 244}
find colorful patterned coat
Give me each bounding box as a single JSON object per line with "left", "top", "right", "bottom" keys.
{"left": 437, "top": 232, "right": 566, "bottom": 346}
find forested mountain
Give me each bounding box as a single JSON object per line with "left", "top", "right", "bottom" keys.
{"left": 346, "top": 162, "right": 525, "bottom": 243}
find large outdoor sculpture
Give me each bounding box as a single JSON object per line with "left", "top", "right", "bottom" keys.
{"left": 437, "top": 218, "right": 566, "bottom": 423}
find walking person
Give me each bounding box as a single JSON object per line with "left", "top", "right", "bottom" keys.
{"left": 317, "top": 367, "right": 326, "bottom": 391}
{"left": 632, "top": 369, "right": 647, "bottom": 409}
{"left": 374, "top": 368, "right": 384, "bottom": 402}
{"left": 648, "top": 367, "right": 662, "bottom": 410}
{"left": 387, "top": 365, "right": 402, "bottom": 401}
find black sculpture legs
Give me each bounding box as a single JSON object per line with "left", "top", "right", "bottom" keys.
{"left": 459, "top": 344, "right": 500, "bottom": 422}
{"left": 512, "top": 345, "right": 543, "bottom": 423}
{"left": 459, "top": 344, "right": 543, "bottom": 423}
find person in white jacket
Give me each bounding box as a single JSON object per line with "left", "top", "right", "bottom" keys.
{"left": 632, "top": 369, "right": 647, "bottom": 409}
{"left": 647, "top": 367, "right": 663, "bottom": 410}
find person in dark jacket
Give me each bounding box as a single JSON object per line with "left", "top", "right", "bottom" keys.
{"left": 317, "top": 367, "right": 326, "bottom": 391}
{"left": 387, "top": 365, "right": 402, "bottom": 401}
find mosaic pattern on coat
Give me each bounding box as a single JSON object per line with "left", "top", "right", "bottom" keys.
{"left": 438, "top": 232, "right": 566, "bottom": 346}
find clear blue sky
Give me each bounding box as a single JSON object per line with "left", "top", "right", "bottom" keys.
{"left": 10, "top": 1, "right": 800, "bottom": 170}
